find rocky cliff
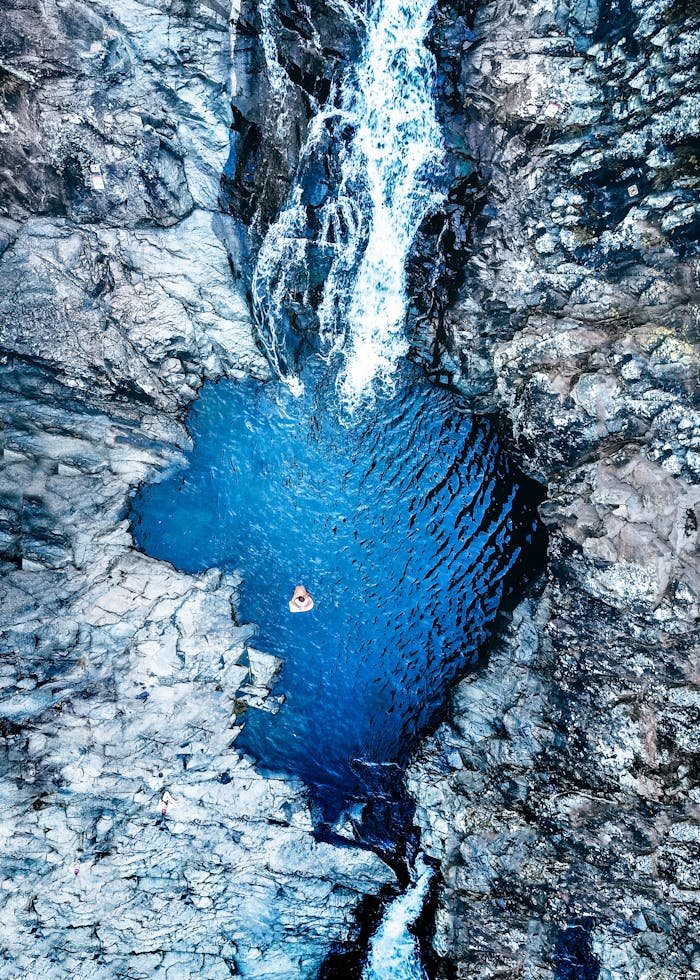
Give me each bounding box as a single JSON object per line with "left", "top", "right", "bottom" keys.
{"left": 407, "top": 0, "right": 700, "bottom": 976}
{"left": 0, "top": 2, "right": 393, "bottom": 976}
{"left": 1, "top": 0, "right": 698, "bottom": 977}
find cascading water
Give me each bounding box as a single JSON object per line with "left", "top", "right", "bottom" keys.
{"left": 257, "top": 0, "right": 288, "bottom": 108}
{"left": 335, "top": 0, "right": 445, "bottom": 406}
{"left": 363, "top": 856, "right": 434, "bottom": 979}
{"left": 252, "top": 0, "right": 445, "bottom": 408}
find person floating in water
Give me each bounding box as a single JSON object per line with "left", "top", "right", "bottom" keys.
{"left": 289, "top": 585, "right": 314, "bottom": 613}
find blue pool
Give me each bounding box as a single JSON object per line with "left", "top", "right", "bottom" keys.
{"left": 131, "top": 362, "right": 540, "bottom": 819}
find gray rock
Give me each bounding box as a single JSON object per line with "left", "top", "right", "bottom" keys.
{"left": 0, "top": 2, "right": 393, "bottom": 976}
{"left": 408, "top": 0, "right": 700, "bottom": 975}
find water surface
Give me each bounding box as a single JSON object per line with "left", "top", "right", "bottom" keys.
{"left": 132, "top": 363, "right": 539, "bottom": 819}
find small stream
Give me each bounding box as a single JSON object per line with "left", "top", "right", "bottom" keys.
{"left": 364, "top": 856, "right": 434, "bottom": 979}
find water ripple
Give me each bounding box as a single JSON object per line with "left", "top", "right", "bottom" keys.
{"left": 131, "top": 363, "right": 541, "bottom": 818}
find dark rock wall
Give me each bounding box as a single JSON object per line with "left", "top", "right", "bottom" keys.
{"left": 408, "top": 0, "right": 700, "bottom": 976}
{"left": 222, "top": 0, "right": 364, "bottom": 236}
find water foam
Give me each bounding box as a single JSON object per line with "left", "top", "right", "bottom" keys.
{"left": 336, "top": 0, "right": 445, "bottom": 409}
{"left": 250, "top": 0, "right": 445, "bottom": 408}
{"left": 258, "top": 0, "right": 289, "bottom": 115}
{"left": 363, "top": 855, "right": 434, "bottom": 979}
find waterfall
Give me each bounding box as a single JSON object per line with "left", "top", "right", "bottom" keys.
{"left": 335, "top": 0, "right": 445, "bottom": 408}
{"left": 363, "top": 855, "right": 434, "bottom": 979}
{"left": 251, "top": 0, "right": 445, "bottom": 407}
{"left": 257, "top": 0, "right": 289, "bottom": 111}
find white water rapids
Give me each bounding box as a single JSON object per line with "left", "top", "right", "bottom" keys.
{"left": 251, "top": 0, "right": 445, "bottom": 408}
{"left": 363, "top": 855, "right": 434, "bottom": 979}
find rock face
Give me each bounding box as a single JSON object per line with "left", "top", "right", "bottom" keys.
{"left": 222, "top": 0, "right": 363, "bottom": 235}
{"left": 0, "top": 2, "right": 393, "bottom": 976}
{"left": 0, "top": 0, "right": 268, "bottom": 404}
{"left": 407, "top": 0, "right": 700, "bottom": 976}
{"left": 221, "top": 0, "right": 368, "bottom": 370}
{"left": 2, "top": 0, "right": 699, "bottom": 976}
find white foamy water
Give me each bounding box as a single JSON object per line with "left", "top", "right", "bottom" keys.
{"left": 257, "top": 0, "right": 288, "bottom": 110}
{"left": 250, "top": 0, "right": 445, "bottom": 406}
{"left": 336, "top": 0, "right": 445, "bottom": 408}
{"left": 363, "top": 855, "right": 434, "bottom": 979}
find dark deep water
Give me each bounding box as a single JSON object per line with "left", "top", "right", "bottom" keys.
{"left": 131, "top": 361, "right": 541, "bottom": 821}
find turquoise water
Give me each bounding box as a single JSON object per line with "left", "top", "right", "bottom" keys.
{"left": 131, "top": 362, "right": 540, "bottom": 819}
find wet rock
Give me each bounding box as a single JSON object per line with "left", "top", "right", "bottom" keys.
{"left": 0, "top": 212, "right": 266, "bottom": 408}
{"left": 222, "top": 0, "right": 364, "bottom": 234}
{"left": 0, "top": 0, "right": 269, "bottom": 404}
{"left": 408, "top": 0, "right": 700, "bottom": 975}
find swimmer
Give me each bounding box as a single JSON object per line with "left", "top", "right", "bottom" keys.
{"left": 289, "top": 585, "right": 314, "bottom": 613}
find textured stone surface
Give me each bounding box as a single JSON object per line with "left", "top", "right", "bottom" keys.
{"left": 2, "top": 0, "right": 699, "bottom": 976}
{"left": 0, "top": 0, "right": 269, "bottom": 404}
{"left": 0, "top": 2, "right": 393, "bottom": 976}
{"left": 222, "top": 0, "right": 364, "bottom": 232}
{"left": 408, "top": 0, "right": 700, "bottom": 976}
{"left": 0, "top": 366, "right": 393, "bottom": 977}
